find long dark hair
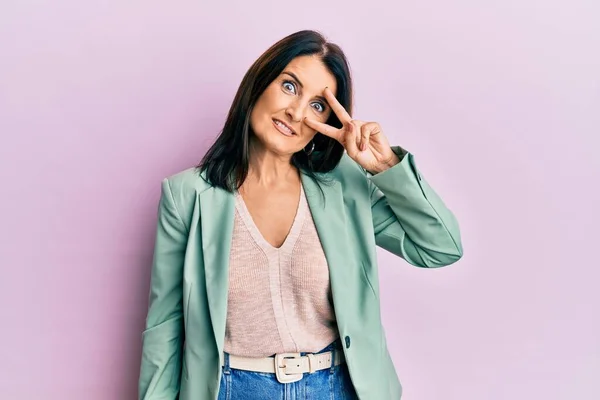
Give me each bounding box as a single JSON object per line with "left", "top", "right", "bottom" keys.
{"left": 196, "top": 30, "right": 353, "bottom": 193}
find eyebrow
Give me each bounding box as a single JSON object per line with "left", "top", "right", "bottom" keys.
{"left": 282, "top": 71, "right": 329, "bottom": 105}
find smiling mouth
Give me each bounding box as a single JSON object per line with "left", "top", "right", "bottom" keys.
{"left": 272, "top": 119, "right": 296, "bottom": 135}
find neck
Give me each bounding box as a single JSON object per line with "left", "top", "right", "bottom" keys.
{"left": 245, "top": 137, "right": 300, "bottom": 189}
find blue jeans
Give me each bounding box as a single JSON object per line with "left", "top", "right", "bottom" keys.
{"left": 218, "top": 338, "right": 359, "bottom": 399}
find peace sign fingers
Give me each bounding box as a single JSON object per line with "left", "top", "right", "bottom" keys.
{"left": 302, "top": 118, "right": 344, "bottom": 142}
{"left": 302, "top": 87, "right": 352, "bottom": 143}
{"left": 302, "top": 87, "right": 399, "bottom": 174}
{"left": 322, "top": 87, "right": 352, "bottom": 124}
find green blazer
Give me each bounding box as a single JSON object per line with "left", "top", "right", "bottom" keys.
{"left": 138, "top": 146, "right": 463, "bottom": 400}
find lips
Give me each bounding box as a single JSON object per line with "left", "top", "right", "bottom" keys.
{"left": 273, "top": 119, "right": 296, "bottom": 135}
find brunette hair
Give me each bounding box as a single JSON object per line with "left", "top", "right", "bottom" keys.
{"left": 197, "top": 29, "right": 353, "bottom": 192}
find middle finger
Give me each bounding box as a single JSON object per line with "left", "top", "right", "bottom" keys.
{"left": 324, "top": 87, "right": 352, "bottom": 124}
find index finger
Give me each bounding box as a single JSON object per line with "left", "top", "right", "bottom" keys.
{"left": 303, "top": 117, "right": 343, "bottom": 142}
{"left": 324, "top": 87, "right": 352, "bottom": 124}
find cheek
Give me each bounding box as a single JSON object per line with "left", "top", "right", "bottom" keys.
{"left": 251, "top": 97, "right": 270, "bottom": 122}
{"left": 249, "top": 107, "right": 265, "bottom": 136}
{"left": 262, "top": 85, "right": 284, "bottom": 105}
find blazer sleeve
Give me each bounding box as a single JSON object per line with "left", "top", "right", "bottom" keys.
{"left": 366, "top": 146, "right": 463, "bottom": 267}
{"left": 138, "top": 178, "right": 186, "bottom": 400}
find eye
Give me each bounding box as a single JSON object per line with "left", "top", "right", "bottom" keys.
{"left": 282, "top": 80, "right": 296, "bottom": 94}
{"left": 282, "top": 79, "right": 325, "bottom": 113}
{"left": 312, "top": 102, "right": 325, "bottom": 113}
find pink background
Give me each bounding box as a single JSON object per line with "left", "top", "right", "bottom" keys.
{"left": 1, "top": 1, "right": 598, "bottom": 399}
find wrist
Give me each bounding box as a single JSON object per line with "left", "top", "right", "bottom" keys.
{"left": 369, "top": 152, "right": 401, "bottom": 174}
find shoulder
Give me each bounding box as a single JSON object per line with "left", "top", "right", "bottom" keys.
{"left": 331, "top": 151, "right": 368, "bottom": 181}
{"left": 159, "top": 166, "right": 212, "bottom": 228}
{"left": 163, "top": 166, "right": 211, "bottom": 195}
{"left": 327, "top": 152, "right": 371, "bottom": 197}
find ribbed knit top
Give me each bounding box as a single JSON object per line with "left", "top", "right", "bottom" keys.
{"left": 223, "top": 183, "right": 339, "bottom": 357}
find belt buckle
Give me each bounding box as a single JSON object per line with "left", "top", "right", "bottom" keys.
{"left": 274, "top": 352, "right": 303, "bottom": 384}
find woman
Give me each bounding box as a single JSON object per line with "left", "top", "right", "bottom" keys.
{"left": 138, "top": 30, "right": 463, "bottom": 400}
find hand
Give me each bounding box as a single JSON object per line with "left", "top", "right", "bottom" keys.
{"left": 303, "top": 87, "right": 400, "bottom": 174}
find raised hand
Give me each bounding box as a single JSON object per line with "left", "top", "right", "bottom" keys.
{"left": 303, "top": 87, "right": 400, "bottom": 174}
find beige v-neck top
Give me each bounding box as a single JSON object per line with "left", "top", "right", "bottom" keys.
{"left": 223, "top": 184, "right": 339, "bottom": 357}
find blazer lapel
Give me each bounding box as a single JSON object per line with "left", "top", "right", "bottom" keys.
{"left": 301, "top": 173, "right": 352, "bottom": 327}
{"left": 199, "top": 171, "right": 352, "bottom": 359}
{"left": 199, "top": 183, "right": 235, "bottom": 358}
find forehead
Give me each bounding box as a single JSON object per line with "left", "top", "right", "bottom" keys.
{"left": 283, "top": 56, "right": 337, "bottom": 94}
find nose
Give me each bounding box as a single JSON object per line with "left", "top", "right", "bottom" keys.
{"left": 285, "top": 101, "right": 303, "bottom": 123}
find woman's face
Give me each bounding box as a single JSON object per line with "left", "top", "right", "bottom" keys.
{"left": 249, "top": 55, "right": 338, "bottom": 156}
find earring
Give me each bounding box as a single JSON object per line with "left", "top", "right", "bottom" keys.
{"left": 304, "top": 140, "right": 315, "bottom": 156}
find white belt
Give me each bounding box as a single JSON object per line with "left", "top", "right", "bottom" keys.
{"left": 221, "top": 350, "right": 345, "bottom": 384}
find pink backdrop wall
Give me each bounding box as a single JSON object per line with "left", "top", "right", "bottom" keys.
{"left": 1, "top": 1, "right": 598, "bottom": 399}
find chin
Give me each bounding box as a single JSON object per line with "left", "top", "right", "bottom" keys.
{"left": 270, "top": 138, "right": 301, "bottom": 156}
{"left": 253, "top": 126, "right": 299, "bottom": 155}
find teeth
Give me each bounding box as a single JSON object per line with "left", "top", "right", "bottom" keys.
{"left": 275, "top": 120, "right": 292, "bottom": 134}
